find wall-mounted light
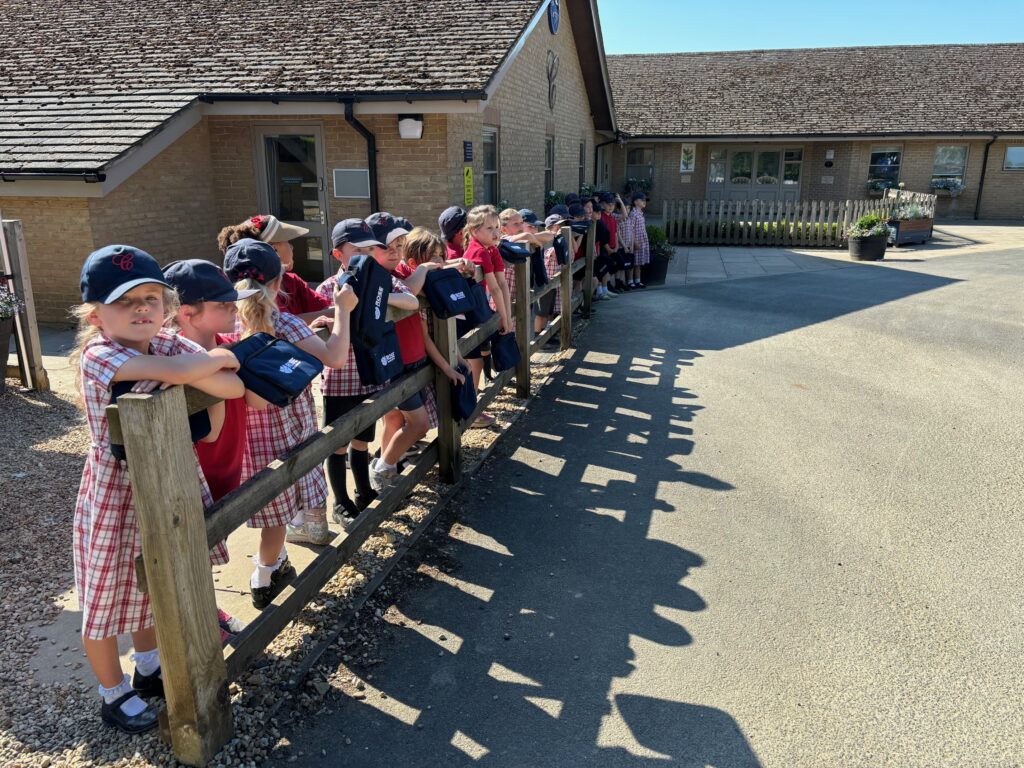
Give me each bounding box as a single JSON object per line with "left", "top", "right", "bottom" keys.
{"left": 398, "top": 114, "right": 424, "bottom": 140}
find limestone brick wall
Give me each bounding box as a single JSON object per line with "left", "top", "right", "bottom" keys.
{"left": 976, "top": 140, "right": 1024, "bottom": 219}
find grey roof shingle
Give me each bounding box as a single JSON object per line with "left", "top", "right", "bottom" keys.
{"left": 0, "top": 0, "right": 542, "bottom": 173}
{"left": 607, "top": 44, "right": 1024, "bottom": 138}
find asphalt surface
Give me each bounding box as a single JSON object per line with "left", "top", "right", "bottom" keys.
{"left": 271, "top": 247, "right": 1024, "bottom": 767}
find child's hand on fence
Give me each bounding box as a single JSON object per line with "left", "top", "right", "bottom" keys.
{"left": 207, "top": 347, "right": 240, "bottom": 371}
{"left": 310, "top": 314, "right": 332, "bottom": 330}
{"left": 130, "top": 379, "right": 172, "bottom": 393}
{"left": 445, "top": 365, "right": 466, "bottom": 386}
{"left": 335, "top": 282, "right": 358, "bottom": 312}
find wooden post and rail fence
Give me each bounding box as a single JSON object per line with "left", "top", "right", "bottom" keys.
{"left": 1, "top": 218, "right": 49, "bottom": 391}
{"left": 104, "top": 223, "right": 597, "bottom": 765}
{"left": 660, "top": 191, "right": 937, "bottom": 248}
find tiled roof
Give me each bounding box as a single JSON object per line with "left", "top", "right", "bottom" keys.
{"left": 0, "top": 0, "right": 542, "bottom": 173}
{"left": 608, "top": 43, "right": 1024, "bottom": 138}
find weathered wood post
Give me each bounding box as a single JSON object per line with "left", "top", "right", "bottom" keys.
{"left": 119, "top": 387, "right": 232, "bottom": 766}
{"left": 582, "top": 220, "right": 595, "bottom": 318}
{"left": 1, "top": 219, "right": 49, "bottom": 390}
{"left": 559, "top": 225, "right": 574, "bottom": 351}
{"left": 432, "top": 313, "right": 462, "bottom": 483}
{"left": 513, "top": 259, "right": 531, "bottom": 398}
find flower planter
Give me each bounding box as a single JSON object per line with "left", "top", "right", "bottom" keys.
{"left": 641, "top": 259, "right": 670, "bottom": 286}
{"left": 0, "top": 316, "right": 14, "bottom": 392}
{"left": 887, "top": 218, "right": 933, "bottom": 246}
{"left": 848, "top": 233, "right": 887, "bottom": 261}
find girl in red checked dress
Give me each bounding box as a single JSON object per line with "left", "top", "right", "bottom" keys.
{"left": 621, "top": 191, "right": 650, "bottom": 289}
{"left": 73, "top": 245, "right": 244, "bottom": 734}
{"left": 223, "top": 238, "right": 357, "bottom": 608}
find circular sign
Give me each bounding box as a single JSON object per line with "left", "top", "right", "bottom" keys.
{"left": 548, "top": 0, "right": 560, "bottom": 34}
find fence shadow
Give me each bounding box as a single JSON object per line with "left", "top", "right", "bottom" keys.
{"left": 268, "top": 336, "right": 761, "bottom": 766}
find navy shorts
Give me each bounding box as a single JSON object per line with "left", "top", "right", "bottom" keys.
{"left": 397, "top": 362, "right": 426, "bottom": 411}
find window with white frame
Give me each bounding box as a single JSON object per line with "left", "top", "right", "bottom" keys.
{"left": 868, "top": 145, "right": 902, "bottom": 190}
{"left": 708, "top": 148, "right": 726, "bottom": 183}
{"left": 482, "top": 126, "right": 499, "bottom": 205}
{"left": 625, "top": 146, "right": 654, "bottom": 183}
{"left": 1004, "top": 146, "right": 1024, "bottom": 170}
{"left": 544, "top": 137, "right": 555, "bottom": 194}
{"left": 783, "top": 148, "right": 802, "bottom": 185}
{"left": 931, "top": 145, "right": 968, "bottom": 187}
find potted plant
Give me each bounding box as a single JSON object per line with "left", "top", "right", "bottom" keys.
{"left": 0, "top": 284, "right": 25, "bottom": 392}
{"left": 887, "top": 202, "right": 934, "bottom": 246}
{"left": 641, "top": 224, "right": 675, "bottom": 286}
{"left": 623, "top": 177, "right": 653, "bottom": 196}
{"left": 930, "top": 177, "right": 965, "bottom": 215}
{"left": 846, "top": 214, "right": 890, "bottom": 261}
{"left": 544, "top": 190, "right": 565, "bottom": 215}
{"left": 866, "top": 178, "right": 895, "bottom": 197}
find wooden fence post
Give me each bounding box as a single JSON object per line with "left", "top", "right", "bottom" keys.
{"left": 582, "top": 220, "right": 595, "bottom": 318}
{"left": 559, "top": 225, "right": 573, "bottom": 351}
{"left": 1, "top": 219, "right": 49, "bottom": 391}
{"left": 119, "top": 387, "right": 232, "bottom": 767}
{"left": 432, "top": 314, "right": 462, "bottom": 484}
{"left": 513, "top": 260, "right": 531, "bottom": 398}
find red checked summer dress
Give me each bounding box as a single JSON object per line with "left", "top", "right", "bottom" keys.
{"left": 234, "top": 312, "right": 328, "bottom": 528}
{"left": 74, "top": 329, "right": 226, "bottom": 640}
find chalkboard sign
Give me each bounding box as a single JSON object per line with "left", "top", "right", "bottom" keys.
{"left": 463, "top": 141, "right": 473, "bottom": 162}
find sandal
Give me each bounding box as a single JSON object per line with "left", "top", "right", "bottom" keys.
{"left": 471, "top": 412, "right": 496, "bottom": 428}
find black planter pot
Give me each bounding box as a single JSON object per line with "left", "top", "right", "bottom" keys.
{"left": 848, "top": 233, "right": 887, "bottom": 261}
{"left": 641, "top": 259, "right": 671, "bottom": 286}
{"left": 0, "top": 316, "right": 13, "bottom": 392}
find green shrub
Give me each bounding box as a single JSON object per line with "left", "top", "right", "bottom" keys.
{"left": 647, "top": 224, "right": 674, "bottom": 261}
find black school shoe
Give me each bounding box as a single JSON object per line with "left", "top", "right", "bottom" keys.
{"left": 101, "top": 692, "right": 159, "bottom": 734}
{"left": 354, "top": 490, "right": 378, "bottom": 512}
{"left": 132, "top": 667, "right": 164, "bottom": 699}
{"left": 251, "top": 559, "right": 297, "bottom": 610}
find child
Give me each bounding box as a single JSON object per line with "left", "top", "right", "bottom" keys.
{"left": 462, "top": 205, "right": 512, "bottom": 413}
{"left": 362, "top": 213, "right": 435, "bottom": 492}
{"left": 224, "top": 238, "right": 357, "bottom": 606}
{"left": 73, "top": 245, "right": 243, "bottom": 733}
{"left": 536, "top": 213, "right": 568, "bottom": 336}
{"left": 621, "top": 192, "right": 650, "bottom": 288}
{"left": 600, "top": 192, "right": 631, "bottom": 293}
{"left": 218, "top": 215, "right": 332, "bottom": 324}
{"left": 439, "top": 206, "right": 468, "bottom": 261}
{"left": 590, "top": 200, "right": 617, "bottom": 301}
{"left": 163, "top": 258, "right": 266, "bottom": 638}
{"left": 316, "top": 218, "right": 417, "bottom": 526}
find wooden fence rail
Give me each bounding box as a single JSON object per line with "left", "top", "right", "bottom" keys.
{"left": 661, "top": 192, "right": 938, "bottom": 248}
{"left": 107, "top": 223, "right": 596, "bottom": 766}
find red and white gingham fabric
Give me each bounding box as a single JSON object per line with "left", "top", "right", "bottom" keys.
{"left": 74, "top": 329, "right": 226, "bottom": 641}
{"left": 238, "top": 312, "right": 328, "bottom": 528}
{"left": 622, "top": 208, "right": 650, "bottom": 266}
{"left": 543, "top": 246, "right": 562, "bottom": 311}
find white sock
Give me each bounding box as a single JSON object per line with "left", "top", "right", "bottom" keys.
{"left": 99, "top": 674, "right": 148, "bottom": 716}
{"left": 289, "top": 509, "right": 305, "bottom": 527}
{"left": 131, "top": 648, "right": 160, "bottom": 677}
{"left": 276, "top": 547, "right": 288, "bottom": 567}
{"left": 379, "top": 459, "right": 397, "bottom": 472}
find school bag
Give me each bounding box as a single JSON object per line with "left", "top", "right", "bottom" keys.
{"left": 552, "top": 234, "right": 570, "bottom": 266}
{"left": 619, "top": 251, "right": 636, "bottom": 270}
{"left": 497, "top": 240, "right": 530, "bottom": 264}
{"left": 423, "top": 268, "right": 474, "bottom": 319}
{"left": 338, "top": 254, "right": 392, "bottom": 349}
{"left": 530, "top": 246, "right": 549, "bottom": 288}
{"left": 108, "top": 381, "right": 211, "bottom": 461}
{"left": 451, "top": 363, "right": 477, "bottom": 422}
{"left": 490, "top": 330, "right": 521, "bottom": 372}
{"left": 461, "top": 278, "right": 494, "bottom": 328}
{"left": 229, "top": 332, "right": 325, "bottom": 408}
{"left": 353, "top": 323, "right": 404, "bottom": 386}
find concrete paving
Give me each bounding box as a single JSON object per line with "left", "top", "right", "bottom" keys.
{"left": 270, "top": 241, "right": 1024, "bottom": 766}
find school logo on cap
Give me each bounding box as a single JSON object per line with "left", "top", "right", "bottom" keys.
{"left": 112, "top": 250, "right": 135, "bottom": 271}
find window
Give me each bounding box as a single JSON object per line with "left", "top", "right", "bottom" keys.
{"left": 708, "top": 148, "right": 726, "bottom": 184}
{"left": 756, "top": 151, "right": 780, "bottom": 184}
{"left": 544, "top": 137, "right": 555, "bottom": 194}
{"left": 482, "top": 127, "right": 499, "bottom": 205}
{"left": 625, "top": 147, "right": 654, "bottom": 183}
{"left": 931, "top": 145, "right": 968, "bottom": 187}
{"left": 868, "top": 145, "right": 902, "bottom": 189}
{"left": 1003, "top": 146, "right": 1024, "bottom": 170}
{"left": 730, "top": 151, "right": 752, "bottom": 184}
{"left": 783, "top": 148, "right": 802, "bottom": 185}
{"left": 578, "top": 141, "right": 586, "bottom": 190}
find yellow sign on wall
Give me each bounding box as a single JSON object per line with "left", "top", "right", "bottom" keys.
{"left": 463, "top": 167, "right": 474, "bottom": 207}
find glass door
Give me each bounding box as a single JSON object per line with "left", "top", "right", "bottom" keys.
{"left": 256, "top": 127, "right": 330, "bottom": 284}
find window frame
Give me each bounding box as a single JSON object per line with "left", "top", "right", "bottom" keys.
{"left": 931, "top": 144, "right": 969, "bottom": 187}
{"left": 482, "top": 126, "right": 500, "bottom": 205}
{"left": 1003, "top": 146, "right": 1024, "bottom": 171}
{"left": 544, "top": 136, "right": 555, "bottom": 194}
{"left": 625, "top": 145, "right": 655, "bottom": 184}
{"left": 578, "top": 141, "right": 586, "bottom": 191}
{"left": 867, "top": 144, "right": 903, "bottom": 188}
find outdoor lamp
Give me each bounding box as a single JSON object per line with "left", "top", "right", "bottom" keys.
{"left": 398, "top": 114, "right": 424, "bottom": 140}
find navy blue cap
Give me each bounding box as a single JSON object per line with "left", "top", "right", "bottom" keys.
{"left": 568, "top": 203, "right": 587, "bottom": 218}
{"left": 631, "top": 191, "right": 648, "bottom": 202}
{"left": 598, "top": 191, "right": 615, "bottom": 204}
{"left": 332, "top": 218, "right": 382, "bottom": 249}
{"left": 564, "top": 193, "right": 580, "bottom": 204}
{"left": 438, "top": 206, "right": 467, "bottom": 242}
{"left": 518, "top": 208, "right": 540, "bottom": 226}
{"left": 163, "top": 259, "right": 259, "bottom": 305}
{"left": 548, "top": 204, "right": 570, "bottom": 218}
{"left": 80, "top": 244, "right": 170, "bottom": 304}
{"left": 544, "top": 214, "right": 568, "bottom": 228}
{"left": 223, "top": 238, "right": 282, "bottom": 284}
{"left": 365, "top": 212, "right": 409, "bottom": 246}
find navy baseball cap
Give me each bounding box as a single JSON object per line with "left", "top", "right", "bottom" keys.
{"left": 564, "top": 193, "right": 580, "bottom": 204}
{"left": 548, "top": 204, "right": 570, "bottom": 218}
{"left": 438, "top": 206, "right": 467, "bottom": 242}
{"left": 518, "top": 208, "right": 541, "bottom": 226}
{"left": 163, "top": 259, "right": 259, "bottom": 304}
{"left": 80, "top": 245, "right": 171, "bottom": 304}
{"left": 598, "top": 191, "right": 615, "bottom": 204}
{"left": 223, "top": 238, "right": 282, "bottom": 284}
{"left": 332, "top": 218, "right": 382, "bottom": 249}
{"left": 544, "top": 214, "right": 568, "bottom": 228}
{"left": 631, "top": 191, "right": 648, "bottom": 202}
{"left": 366, "top": 212, "right": 409, "bottom": 247}
{"left": 568, "top": 203, "right": 586, "bottom": 218}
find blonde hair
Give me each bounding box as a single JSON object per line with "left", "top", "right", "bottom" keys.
{"left": 69, "top": 288, "right": 180, "bottom": 403}
{"left": 403, "top": 227, "right": 445, "bottom": 266}
{"left": 498, "top": 208, "right": 520, "bottom": 227}
{"left": 234, "top": 277, "right": 279, "bottom": 338}
{"left": 463, "top": 205, "right": 499, "bottom": 249}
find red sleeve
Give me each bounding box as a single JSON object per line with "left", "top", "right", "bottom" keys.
{"left": 490, "top": 247, "right": 505, "bottom": 273}
{"left": 465, "top": 240, "right": 497, "bottom": 275}
{"left": 281, "top": 271, "right": 330, "bottom": 314}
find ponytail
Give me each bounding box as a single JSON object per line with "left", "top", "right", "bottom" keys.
{"left": 234, "top": 278, "right": 278, "bottom": 337}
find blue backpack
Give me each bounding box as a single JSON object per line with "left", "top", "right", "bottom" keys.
{"left": 338, "top": 254, "right": 392, "bottom": 349}
{"left": 451, "top": 364, "right": 477, "bottom": 421}
{"left": 423, "top": 268, "right": 474, "bottom": 319}
{"left": 353, "top": 323, "right": 404, "bottom": 385}
{"left": 229, "top": 332, "right": 324, "bottom": 408}
{"left": 490, "top": 330, "right": 521, "bottom": 372}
